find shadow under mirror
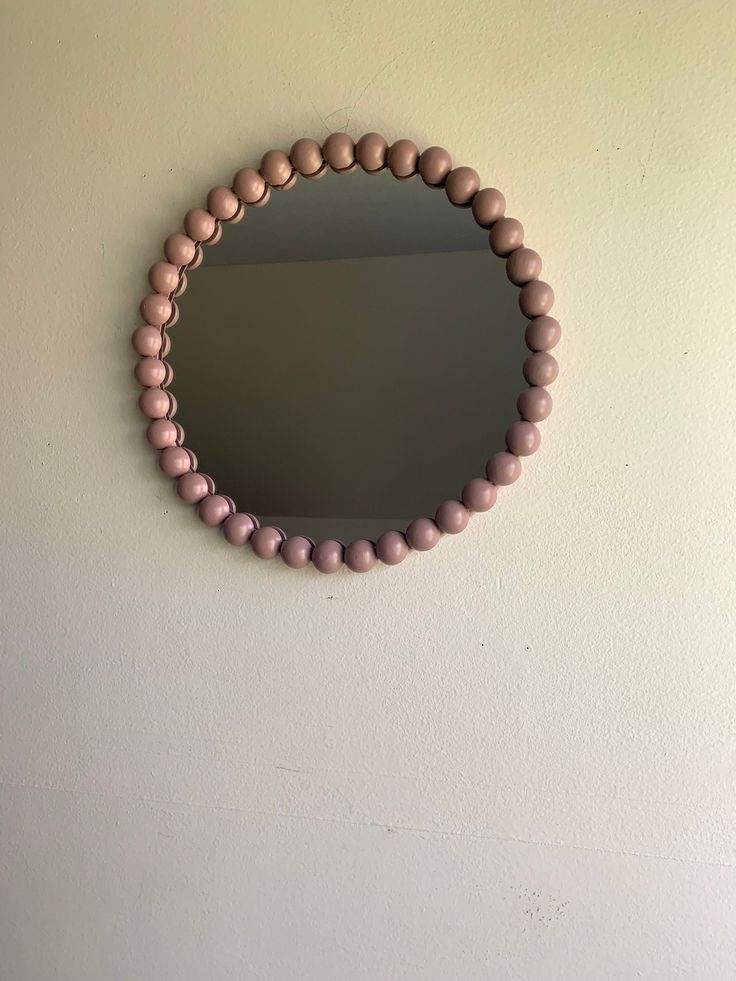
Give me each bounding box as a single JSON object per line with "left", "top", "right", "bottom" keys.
{"left": 170, "top": 170, "right": 528, "bottom": 542}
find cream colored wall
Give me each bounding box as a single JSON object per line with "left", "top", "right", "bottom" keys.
{"left": 1, "top": 2, "right": 735, "bottom": 980}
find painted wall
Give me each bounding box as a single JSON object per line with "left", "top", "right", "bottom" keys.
{"left": 1, "top": 1, "right": 735, "bottom": 979}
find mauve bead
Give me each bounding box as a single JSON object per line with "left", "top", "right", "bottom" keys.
{"left": 406, "top": 517, "right": 441, "bottom": 551}
{"left": 260, "top": 149, "right": 294, "bottom": 188}
{"left": 520, "top": 280, "right": 554, "bottom": 318}
{"left": 471, "top": 187, "right": 506, "bottom": 227}
{"left": 139, "top": 387, "right": 171, "bottom": 419}
{"left": 290, "top": 138, "right": 325, "bottom": 178}
{"left": 356, "top": 132, "right": 388, "bottom": 173}
{"left": 445, "top": 166, "right": 480, "bottom": 207}
{"left": 312, "top": 539, "right": 344, "bottom": 574}
{"left": 135, "top": 357, "right": 166, "bottom": 388}
{"left": 281, "top": 535, "right": 314, "bottom": 569}
{"left": 506, "top": 420, "right": 541, "bottom": 456}
{"left": 486, "top": 452, "right": 522, "bottom": 486}
{"left": 159, "top": 445, "right": 193, "bottom": 477}
{"left": 524, "top": 351, "right": 559, "bottom": 387}
{"left": 462, "top": 478, "right": 497, "bottom": 512}
{"left": 506, "top": 248, "right": 542, "bottom": 285}
{"left": 164, "top": 232, "right": 197, "bottom": 267}
{"left": 419, "top": 146, "right": 452, "bottom": 187}
{"left": 184, "top": 208, "right": 217, "bottom": 243}
{"left": 223, "top": 512, "right": 256, "bottom": 546}
{"left": 132, "top": 325, "right": 163, "bottom": 357}
{"left": 140, "top": 293, "right": 172, "bottom": 326}
{"left": 205, "top": 185, "right": 238, "bottom": 220}
{"left": 148, "top": 261, "right": 180, "bottom": 295}
{"left": 526, "top": 316, "right": 561, "bottom": 351}
{"left": 187, "top": 247, "right": 204, "bottom": 270}
{"left": 251, "top": 526, "right": 284, "bottom": 559}
{"left": 232, "top": 167, "right": 268, "bottom": 205}
{"left": 518, "top": 386, "right": 553, "bottom": 422}
{"left": 323, "top": 133, "right": 356, "bottom": 173}
{"left": 147, "top": 418, "right": 180, "bottom": 449}
{"left": 376, "top": 530, "right": 409, "bottom": 566}
{"left": 489, "top": 217, "right": 524, "bottom": 256}
{"left": 166, "top": 301, "right": 179, "bottom": 327}
{"left": 177, "top": 472, "right": 211, "bottom": 503}
{"left": 345, "top": 539, "right": 377, "bottom": 573}
{"left": 435, "top": 500, "right": 470, "bottom": 534}
{"left": 198, "top": 494, "right": 232, "bottom": 527}
{"left": 387, "top": 139, "right": 419, "bottom": 179}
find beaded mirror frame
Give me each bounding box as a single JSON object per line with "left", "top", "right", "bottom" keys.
{"left": 132, "top": 132, "right": 560, "bottom": 574}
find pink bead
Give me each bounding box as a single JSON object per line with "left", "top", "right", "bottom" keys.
{"left": 290, "top": 138, "right": 325, "bottom": 178}
{"left": 251, "top": 526, "right": 284, "bottom": 559}
{"left": 345, "top": 539, "right": 377, "bottom": 573}
{"left": 312, "top": 539, "right": 344, "bottom": 574}
{"left": 519, "top": 281, "right": 555, "bottom": 318}
{"left": 166, "top": 301, "right": 179, "bottom": 327}
{"left": 518, "top": 387, "right": 553, "bottom": 422}
{"left": 148, "top": 261, "right": 180, "bottom": 295}
{"left": 223, "top": 512, "right": 257, "bottom": 546}
{"left": 281, "top": 535, "right": 314, "bottom": 569}
{"left": 134, "top": 357, "right": 166, "bottom": 388}
{"left": 486, "top": 452, "right": 522, "bottom": 486}
{"left": 435, "top": 500, "right": 470, "bottom": 534}
{"left": 207, "top": 186, "right": 239, "bottom": 220}
{"left": 260, "top": 149, "right": 294, "bottom": 188}
{"left": 140, "top": 293, "right": 172, "bottom": 327}
{"left": 406, "top": 517, "right": 441, "bottom": 551}
{"left": 525, "top": 316, "right": 561, "bottom": 351}
{"left": 184, "top": 208, "right": 217, "bottom": 243}
{"left": 523, "top": 352, "right": 559, "bottom": 386}
{"left": 419, "top": 146, "right": 453, "bottom": 187}
{"left": 445, "top": 166, "right": 480, "bottom": 207}
{"left": 471, "top": 187, "right": 506, "bottom": 227}
{"left": 489, "top": 217, "right": 524, "bottom": 256}
{"left": 506, "top": 421, "right": 541, "bottom": 456}
{"left": 159, "top": 445, "right": 194, "bottom": 477}
{"left": 232, "top": 167, "right": 268, "bottom": 205}
{"left": 164, "top": 233, "right": 197, "bottom": 267}
{"left": 187, "top": 247, "right": 204, "bottom": 270}
{"left": 132, "top": 325, "right": 163, "bottom": 357}
{"left": 173, "top": 273, "right": 187, "bottom": 298}
{"left": 387, "top": 139, "right": 419, "bottom": 179}
{"left": 506, "top": 248, "right": 542, "bottom": 285}
{"left": 376, "top": 530, "right": 409, "bottom": 566}
{"left": 146, "top": 418, "right": 181, "bottom": 449}
{"left": 138, "top": 387, "right": 171, "bottom": 419}
{"left": 355, "top": 132, "right": 388, "bottom": 174}
{"left": 323, "top": 133, "right": 356, "bottom": 173}
{"left": 223, "top": 201, "right": 245, "bottom": 224}
{"left": 462, "top": 478, "right": 497, "bottom": 512}
{"left": 177, "top": 472, "right": 212, "bottom": 503}
{"left": 198, "top": 494, "right": 232, "bottom": 527}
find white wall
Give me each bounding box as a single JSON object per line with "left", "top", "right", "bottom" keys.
{"left": 1, "top": 2, "right": 735, "bottom": 979}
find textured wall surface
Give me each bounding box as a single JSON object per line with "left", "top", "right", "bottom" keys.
{"left": 1, "top": 1, "right": 735, "bottom": 979}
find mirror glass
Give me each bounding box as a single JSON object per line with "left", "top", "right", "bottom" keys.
{"left": 170, "top": 171, "right": 527, "bottom": 542}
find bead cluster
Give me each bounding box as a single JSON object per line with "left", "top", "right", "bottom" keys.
{"left": 132, "top": 133, "right": 559, "bottom": 573}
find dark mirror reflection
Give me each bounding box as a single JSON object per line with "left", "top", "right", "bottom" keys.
{"left": 170, "top": 170, "right": 527, "bottom": 542}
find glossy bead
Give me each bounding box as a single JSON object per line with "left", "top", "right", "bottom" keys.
{"left": 140, "top": 293, "right": 172, "bottom": 327}
{"left": 132, "top": 325, "right": 163, "bottom": 357}
{"left": 518, "top": 386, "right": 553, "bottom": 422}
{"left": 526, "top": 316, "right": 561, "bottom": 351}
{"left": 519, "top": 280, "right": 554, "bottom": 318}
{"left": 356, "top": 132, "right": 388, "bottom": 173}
{"left": 435, "top": 500, "right": 470, "bottom": 534}
{"left": 376, "top": 530, "right": 409, "bottom": 566}
{"left": 260, "top": 149, "right": 294, "bottom": 188}
{"left": 471, "top": 187, "right": 506, "bottom": 227}
{"left": 148, "top": 261, "right": 180, "bottom": 295}
{"left": 290, "top": 138, "right": 325, "bottom": 178}
{"left": 462, "top": 478, "right": 497, "bottom": 512}
{"left": 232, "top": 167, "right": 268, "bottom": 205}
{"left": 160, "top": 333, "right": 171, "bottom": 358}
{"left": 159, "top": 445, "right": 193, "bottom": 477}
{"left": 165, "top": 301, "right": 179, "bottom": 327}
{"left": 134, "top": 357, "right": 166, "bottom": 387}
{"left": 419, "top": 146, "right": 452, "bottom": 187}
{"left": 177, "top": 471, "right": 212, "bottom": 503}
{"left": 489, "top": 217, "right": 524, "bottom": 256}
{"left": 445, "top": 166, "right": 480, "bottom": 207}
{"left": 198, "top": 494, "right": 232, "bottom": 527}
{"left": 406, "top": 518, "right": 441, "bottom": 551}
{"left": 506, "top": 248, "right": 542, "bottom": 285}
{"left": 506, "top": 421, "right": 541, "bottom": 456}
{"left": 173, "top": 273, "right": 187, "bottom": 298}
{"left": 223, "top": 512, "right": 257, "bottom": 546}
{"left": 281, "top": 535, "right": 314, "bottom": 569}
{"left": 138, "top": 387, "right": 171, "bottom": 419}
{"left": 486, "top": 452, "right": 522, "bottom": 486}
{"left": 387, "top": 139, "right": 419, "bottom": 179}
{"left": 205, "top": 185, "right": 238, "bottom": 221}
{"left": 187, "top": 247, "right": 204, "bottom": 271}
{"left": 164, "top": 232, "right": 197, "bottom": 267}
{"left": 251, "top": 525, "right": 284, "bottom": 559}
{"left": 524, "top": 351, "right": 559, "bottom": 387}
{"left": 345, "top": 539, "right": 377, "bottom": 573}
{"left": 323, "top": 132, "right": 356, "bottom": 173}
{"left": 184, "top": 208, "right": 217, "bottom": 243}
{"left": 146, "top": 418, "right": 181, "bottom": 449}
{"left": 312, "top": 539, "right": 344, "bottom": 574}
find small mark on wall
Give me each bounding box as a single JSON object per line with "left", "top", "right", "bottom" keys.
{"left": 509, "top": 885, "right": 569, "bottom": 930}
